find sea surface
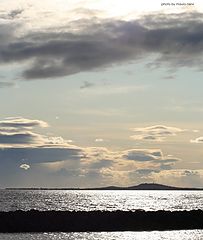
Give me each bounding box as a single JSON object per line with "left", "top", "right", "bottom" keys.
{"left": 0, "top": 230, "right": 203, "bottom": 240}
{"left": 0, "top": 189, "right": 202, "bottom": 212}
{"left": 0, "top": 190, "right": 203, "bottom": 239}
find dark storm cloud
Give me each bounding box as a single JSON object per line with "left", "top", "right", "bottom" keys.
{"left": 0, "top": 12, "right": 203, "bottom": 79}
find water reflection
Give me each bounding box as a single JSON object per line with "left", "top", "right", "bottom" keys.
{"left": 0, "top": 190, "right": 202, "bottom": 212}
{"left": 1, "top": 230, "right": 203, "bottom": 240}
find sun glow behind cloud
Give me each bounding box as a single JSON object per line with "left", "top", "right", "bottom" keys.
{"left": 1, "top": 0, "right": 202, "bottom": 27}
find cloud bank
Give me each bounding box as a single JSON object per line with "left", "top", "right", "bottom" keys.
{"left": 0, "top": 117, "right": 202, "bottom": 187}
{"left": 0, "top": 116, "right": 183, "bottom": 186}
{"left": 0, "top": 12, "right": 203, "bottom": 80}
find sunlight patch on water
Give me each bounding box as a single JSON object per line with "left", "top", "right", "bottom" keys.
{"left": 1, "top": 230, "right": 203, "bottom": 240}
{"left": 0, "top": 190, "right": 203, "bottom": 212}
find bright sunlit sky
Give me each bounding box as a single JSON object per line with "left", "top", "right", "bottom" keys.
{"left": 0, "top": 0, "right": 203, "bottom": 188}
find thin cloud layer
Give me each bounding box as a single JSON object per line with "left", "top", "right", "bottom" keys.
{"left": 0, "top": 82, "right": 15, "bottom": 88}
{"left": 0, "top": 12, "right": 203, "bottom": 79}
{"left": 0, "top": 117, "right": 48, "bottom": 129}
{"left": 131, "top": 125, "right": 184, "bottom": 141}
{"left": 0, "top": 117, "right": 50, "bottom": 147}
{"left": 190, "top": 137, "right": 203, "bottom": 143}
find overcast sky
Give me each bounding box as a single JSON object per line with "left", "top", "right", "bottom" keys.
{"left": 0, "top": 0, "right": 203, "bottom": 188}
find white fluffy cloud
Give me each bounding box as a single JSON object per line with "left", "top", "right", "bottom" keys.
{"left": 131, "top": 125, "right": 184, "bottom": 142}
{"left": 20, "top": 163, "right": 30, "bottom": 170}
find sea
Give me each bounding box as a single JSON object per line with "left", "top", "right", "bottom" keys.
{"left": 0, "top": 190, "right": 203, "bottom": 239}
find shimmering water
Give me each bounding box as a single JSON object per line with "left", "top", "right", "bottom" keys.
{"left": 0, "top": 190, "right": 202, "bottom": 212}
{"left": 0, "top": 230, "right": 203, "bottom": 240}
{"left": 0, "top": 190, "right": 203, "bottom": 239}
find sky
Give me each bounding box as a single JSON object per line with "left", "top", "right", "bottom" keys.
{"left": 0, "top": 0, "right": 203, "bottom": 188}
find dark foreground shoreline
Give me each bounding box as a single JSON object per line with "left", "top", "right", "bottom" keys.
{"left": 0, "top": 210, "right": 203, "bottom": 233}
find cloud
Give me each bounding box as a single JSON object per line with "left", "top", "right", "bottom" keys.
{"left": 81, "top": 147, "right": 179, "bottom": 176}
{"left": 135, "top": 168, "right": 160, "bottom": 175}
{"left": 95, "top": 138, "right": 104, "bottom": 142}
{"left": 0, "top": 117, "right": 48, "bottom": 129}
{"left": 190, "top": 136, "right": 203, "bottom": 143}
{"left": 131, "top": 125, "right": 184, "bottom": 142}
{"left": 121, "top": 149, "right": 179, "bottom": 171}
{"left": 0, "top": 82, "right": 15, "bottom": 88}
{"left": 0, "top": 117, "right": 50, "bottom": 147}
{"left": 0, "top": 147, "right": 84, "bottom": 164}
{"left": 163, "top": 75, "right": 175, "bottom": 80}
{"left": 0, "top": 117, "right": 84, "bottom": 163}
{"left": 80, "top": 81, "right": 94, "bottom": 89}
{"left": 0, "top": 12, "right": 203, "bottom": 79}
{"left": 151, "top": 169, "right": 203, "bottom": 188}
{"left": 8, "top": 9, "right": 23, "bottom": 19}
{"left": 0, "top": 131, "right": 45, "bottom": 145}
{"left": 20, "top": 163, "right": 30, "bottom": 170}
{"left": 0, "top": 116, "right": 186, "bottom": 187}
{"left": 0, "top": 9, "right": 24, "bottom": 20}
{"left": 123, "top": 149, "right": 163, "bottom": 161}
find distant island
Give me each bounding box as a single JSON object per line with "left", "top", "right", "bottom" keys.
{"left": 5, "top": 183, "right": 203, "bottom": 190}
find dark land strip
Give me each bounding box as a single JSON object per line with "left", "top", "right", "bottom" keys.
{"left": 5, "top": 183, "right": 203, "bottom": 191}
{"left": 0, "top": 210, "right": 203, "bottom": 232}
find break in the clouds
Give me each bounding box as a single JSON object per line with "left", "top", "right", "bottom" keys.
{"left": 0, "top": 11, "right": 203, "bottom": 79}
{"left": 131, "top": 125, "right": 184, "bottom": 142}
{"left": 190, "top": 137, "right": 203, "bottom": 143}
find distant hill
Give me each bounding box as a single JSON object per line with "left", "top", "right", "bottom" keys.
{"left": 5, "top": 183, "right": 203, "bottom": 190}
{"left": 92, "top": 183, "right": 203, "bottom": 190}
